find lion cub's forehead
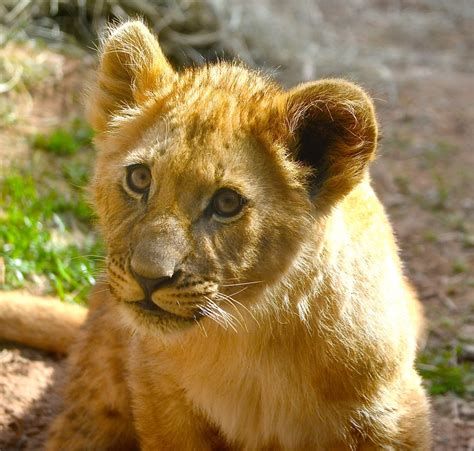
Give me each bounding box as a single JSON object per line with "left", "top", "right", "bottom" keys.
{"left": 173, "top": 65, "right": 280, "bottom": 137}
{"left": 178, "top": 64, "right": 279, "bottom": 104}
{"left": 127, "top": 65, "right": 281, "bottom": 166}
{"left": 124, "top": 121, "right": 172, "bottom": 164}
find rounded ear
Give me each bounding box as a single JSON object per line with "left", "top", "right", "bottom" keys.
{"left": 279, "top": 79, "right": 378, "bottom": 207}
{"left": 88, "top": 20, "right": 175, "bottom": 134}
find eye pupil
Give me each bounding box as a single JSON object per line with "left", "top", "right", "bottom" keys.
{"left": 127, "top": 165, "right": 151, "bottom": 193}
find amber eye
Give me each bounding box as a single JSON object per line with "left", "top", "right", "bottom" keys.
{"left": 126, "top": 164, "right": 151, "bottom": 194}
{"left": 212, "top": 188, "right": 246, "bottom": 219}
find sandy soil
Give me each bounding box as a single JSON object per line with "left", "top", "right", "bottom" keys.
{"left": 0, "top": 347, "right": 63, "bottom": 450}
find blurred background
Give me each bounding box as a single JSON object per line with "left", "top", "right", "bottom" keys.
{"left": 0, "top": 0, "right": 473, "bottom": 449}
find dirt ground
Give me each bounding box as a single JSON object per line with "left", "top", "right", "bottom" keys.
{"left": 1, "top": 1, "right": 473, "bottom": 449}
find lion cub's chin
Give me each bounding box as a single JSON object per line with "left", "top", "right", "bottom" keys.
{"left": 117, "top": 299, "right": 201, "bottom": 339}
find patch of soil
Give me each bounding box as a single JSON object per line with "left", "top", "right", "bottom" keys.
{"left": 0, "top": 347, "right": 64, "bottom": 450}
{"left": 0, "top": 41, "right": 94, "bottom": 168}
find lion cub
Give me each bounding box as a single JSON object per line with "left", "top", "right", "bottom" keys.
{"left": 44, "top": 21, "right": 431, "bottom": 450}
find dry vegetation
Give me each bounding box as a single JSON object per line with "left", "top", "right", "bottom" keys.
{"left": 0, "top": 0, "right": 473, "bottom": 449}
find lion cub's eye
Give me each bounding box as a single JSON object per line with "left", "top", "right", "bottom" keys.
{"left": 211, "top": 188, "right": 246, "bottom": 220}
{"left": 126, "top": 164, "right": 151, "bottom": 194}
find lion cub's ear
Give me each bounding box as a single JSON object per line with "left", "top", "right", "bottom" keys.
{"left": 88, "top": 20, "right": 175, "bottom": 134}
{"left": 280, "top": 79, "right": 378, "bottom": 207}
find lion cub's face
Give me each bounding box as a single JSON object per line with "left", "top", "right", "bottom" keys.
{"left": 93, "top": 67, "right": 312, "bottom": 333}
{"left": 89, "top": 22, "right": 377, "bottom": 334}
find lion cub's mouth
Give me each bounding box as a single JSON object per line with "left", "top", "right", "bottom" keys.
{"left": 122, "top": 271, "right": 218, "bottom": 323}
{"left": 130, "top": 297, "right": 202, "bottom": 322}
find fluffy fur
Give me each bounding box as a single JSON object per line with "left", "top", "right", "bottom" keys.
{"left": 3, "top": 21, "right": 431, "bottom": 450}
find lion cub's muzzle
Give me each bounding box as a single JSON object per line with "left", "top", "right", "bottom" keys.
{"left": 125, "top": 263, "right": 218, "bottom": 321}
{"left": 132, "top": 269, "right": 181, "bottom": 298}
{"left": 131, "top": 269, "right": 188, "bottom": 318}
{"left": 118, "top": 223, "right": 219, "bottom": 321}
{"left": 129, "top": 269, "right": 186, "bottom": 318}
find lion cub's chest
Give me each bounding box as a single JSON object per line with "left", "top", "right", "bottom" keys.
{"left": 129, "top": 325, "right": 356, "bottom": 449}
{"left": 169, "top": 337, "right": 338, "bottom": 449}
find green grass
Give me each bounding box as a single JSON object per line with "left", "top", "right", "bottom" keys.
{"left": 418, "top": 346, "right": 474, "bottom": 396}
{"left": 1, "top": 118, "right": 103, "bottom": 304}
{"left": 452, "top": 260, "right": 468, "bottom": 275}
{"left": 422, "top": 230, "right": 438, "bottom": 243}
{"left": 394, "top": 175, "right": 410, "bottom": 196}
{"left": 423, "top": 140, "right": 458, "bottom": 165}
{"left": 62, "top": 160, "right": 91, "bottom": 188}
{"left": 0, "top": 172, "right": 103, "bottom": 303}
{"left": 32, "top": 118, "right": 94, "bottom": 156}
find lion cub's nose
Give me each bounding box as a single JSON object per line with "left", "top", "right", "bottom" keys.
{"left": 130, "top": 221, "right": 187, "bottom": 294}
{"left": 130, "top": 247, "right": 179, "bottom": 294}
{"left": 132, "top": 273, "right": 173, "bottom": 295}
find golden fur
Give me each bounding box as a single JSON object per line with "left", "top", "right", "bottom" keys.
{"left": 0, "top": 291, "right": 86, "bottom": 354}
{"left": 2, "top": 21, "right": 431, "bottom": 449}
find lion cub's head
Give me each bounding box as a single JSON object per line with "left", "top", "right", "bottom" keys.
{"left": 88, "top": 21, "right": 377, "bottom": 334}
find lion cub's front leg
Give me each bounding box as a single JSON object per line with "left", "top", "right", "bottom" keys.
{"left": 127, "top": 340, "right": 227, "bottom": 450}
{"left": 132, "top": 388, "right": 224, "bottom": 451}
{"left": 46, "top": 295, "right": 138, "bottom": 450}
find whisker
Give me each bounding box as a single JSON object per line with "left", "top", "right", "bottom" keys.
{"left": 129, "top": 326, "right": 138, "bottom": 339}
{"left": 215, "top": 294, "right": 248, "bottom": 332}
{"left": 217, "top": 291, "right": 261, "bottom": 328}
{"left": 200, "top": 298, "right": 226, "bottom": 328}
{"left": 200, "top": 304, "right": 228, "bottom": 331}
{"left": 91, "top": 288, "right": 110, "bottom": 294}
{"left": 195, "top": 318, "right": 208, "bottom": 337}
{"left": 208, "top": 298, "right": 243, "bottom": 332}
{"left": 70, "top": 255, "right": 107, "bottom": 261}
{"left": 220, "top": 280, "right": 263, "bottom": 288}
{"left": 227, "top": 286, "right": 249, "bottom": 297}
{"left": 210, "top": 305, "right": 238, "bottom": 332}
{"left": 203, "top": 297, "right": 239, "bottom": 333}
